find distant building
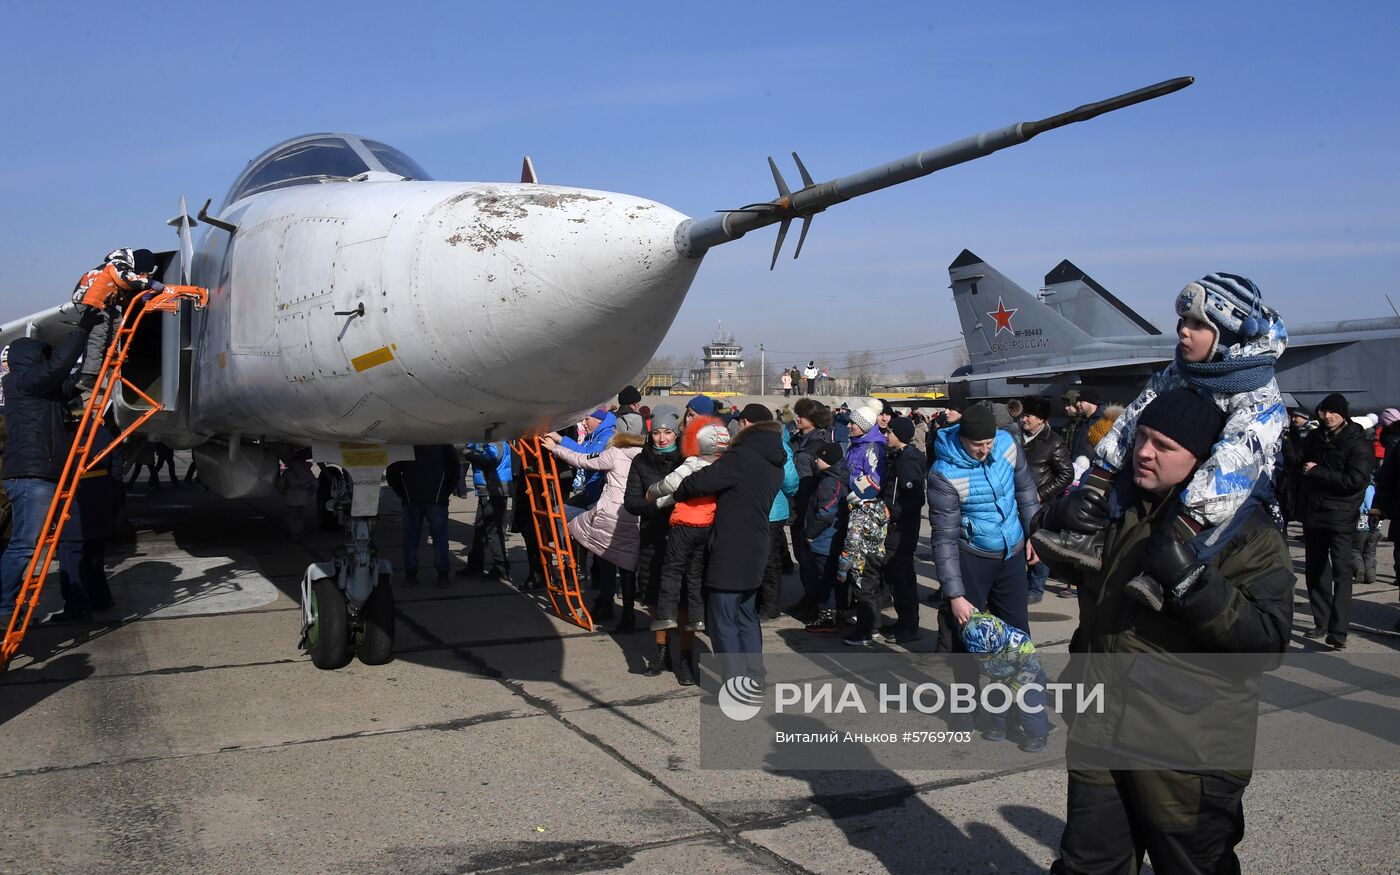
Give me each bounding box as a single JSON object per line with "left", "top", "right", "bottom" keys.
{"left": 689, "top": 323, "right": 745, "bottom": 393}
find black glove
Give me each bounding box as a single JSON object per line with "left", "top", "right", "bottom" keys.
{"left": 1140, "top": 528, "right": 1204, "bottom": 595}
{"left": 77, "top": 306, "right": 105, "bottom": 331}
{"left": 1047, "top": 485, "right": 1110, "bottom": 534}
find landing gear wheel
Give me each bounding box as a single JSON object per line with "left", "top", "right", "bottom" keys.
{"left": 307, "top": 577, "right": 351, "bottom": 669}
{"left": 356, "top": 576, "right": 395, "bottom": 665}
{"left": 317, "top": 467, "right": 342, "bottom": 531}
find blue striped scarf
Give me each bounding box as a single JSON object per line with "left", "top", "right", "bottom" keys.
{"left": 1176, "top": 348, "right": 1275, "bottom": 395}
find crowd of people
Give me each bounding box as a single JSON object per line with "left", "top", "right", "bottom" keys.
{"left": 778, "top": 362, "right": 827, "bottom": 396}
{"left": 396, "top": 270, "right": 1400, "bottom": 873}
{"left": 6, "top": 250, "right": 1400, "bottom": 873}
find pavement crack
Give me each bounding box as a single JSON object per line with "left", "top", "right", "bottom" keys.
{"left": 0, "top": 708, "right": 535, "bottom": 780}
{"left": 2, "top": 656, "right": 306, "bottom": 686}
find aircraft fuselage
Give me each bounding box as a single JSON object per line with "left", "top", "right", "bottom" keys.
{"left": 186, "top": 181, "right": 698, "bottom": 445}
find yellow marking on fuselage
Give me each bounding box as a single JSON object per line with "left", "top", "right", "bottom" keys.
{"left": 351, "top": 346, "right": 394, "bottom": 372}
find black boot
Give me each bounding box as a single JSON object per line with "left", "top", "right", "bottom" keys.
{"left": 590, "top": 597, "right": 615, "bottom": 624}
{"left": 615, "top": 571, "right": 637, "bottom": 633}
{"left": 786, "top": 594, "right": 819, "bottom": 625}
{"left": 758, "top": 576, "right": 780, "bottom": 621}
{"left": 1031, "top": 528, "right": 1105, "bottom": 572}
{"left": 675, "top": 649, "right": 695, "bottom": 686}
{"left": 644, "top": 641, "right": 668, "bottom": 677}
{"left": 1123, "top": 574, "right": 1165, "bottom": 612}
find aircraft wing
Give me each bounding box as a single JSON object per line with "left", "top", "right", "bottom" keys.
{"left": 946, "top": 354, "right": 1172, "bottom": 384}
{"left": 0, "top": 303, "right": 81, "bottom": 351}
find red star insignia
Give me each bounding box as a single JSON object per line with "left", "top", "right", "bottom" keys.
{"left": 986, "top": 297, "right": 1018, "bottom": 336}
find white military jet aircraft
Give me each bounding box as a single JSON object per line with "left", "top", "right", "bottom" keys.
{"left": 0, "top": 78, "right": 1192, "bottom": 667}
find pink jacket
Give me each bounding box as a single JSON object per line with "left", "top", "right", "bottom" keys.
{"left": 551, "top": 440, "right": 643, "bottom": 571}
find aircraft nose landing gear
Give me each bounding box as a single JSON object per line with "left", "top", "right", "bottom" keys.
{"left": 299, "top": 458, "right": 398, "bottom": 669}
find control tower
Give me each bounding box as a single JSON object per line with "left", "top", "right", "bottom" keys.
{"left": 690, "top": 322, "right": 744, "bottom": 391}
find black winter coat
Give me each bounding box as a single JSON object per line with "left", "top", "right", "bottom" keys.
{"left": 1, "top": 331, "right": 89, "bottom": 482}
{"left": 674, "top": 420, "right": 786, "bottom": 592}
{"left": 510, "top": 443, "right": 530, "bottom": 533}
{"left": 1375, "top": 441, "right": 1400, "bottom": 521}
{"left": 1298, "top": 421, "right": 1375, "bottom": 532}
{"left": 60, "top": 422, "right": 118, "bottom": 543}
{"left": 1022, "top": 425, "right": 1072, "bottom": 501}
{"left": 924, "top": 420, "right": 942, "bottom": 464}
{"left": 1276, "top": 426, "right": 1307, "bottom": 522}
{"left": 789, "top": 426, "right": 831, "bottom": 530}
{"left": 805, "top": 459, "right": 849, "bottom": 555}
{"left": 879, "top": 448, "right": 924, "bottom": 529}
{"left": 623, "top": 439, "right": 684, "bottom": 541}
{"left": 387, "top": 444, "right": 460, "bottom": 506}
{"left": 881, "top": 444, "right": 926, "bottom": 547}
{"left": 1381, "top": 429, "right": 1400, "bottom": 459}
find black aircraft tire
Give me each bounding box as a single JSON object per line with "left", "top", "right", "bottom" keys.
{"left": 316, "top": 468, "right": 341, "bottom": 531}
{"left": 308, "top": 578, "right": 352, "bottom": 670}
{"left": 357, "top": 577, "right": 395, "bottom": 666}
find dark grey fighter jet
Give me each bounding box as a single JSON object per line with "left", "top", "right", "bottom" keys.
{"left": 946, "top": 250, "right": 1400, "bottom": 412}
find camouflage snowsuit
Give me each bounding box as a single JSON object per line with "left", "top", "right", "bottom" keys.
{"left": 1094, "top": 318, "right": 1288, "bottom": 527}
{"left": 837, "top": 495, "right": 888, "bottom": 584}
{"left": 960, "top": 611, "right": 1043, "bottom": 691}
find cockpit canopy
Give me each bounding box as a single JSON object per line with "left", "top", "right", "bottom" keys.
{"left": 223, "top": 133, "right": 432, "bottom": 207}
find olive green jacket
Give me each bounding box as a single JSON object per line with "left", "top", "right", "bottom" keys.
{"left": 1065, "top": 491, "right": 1294, "bottom": 773}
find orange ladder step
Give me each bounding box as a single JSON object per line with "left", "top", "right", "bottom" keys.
{"left": 510, "top": 437, "right": 592, "bottom": 631}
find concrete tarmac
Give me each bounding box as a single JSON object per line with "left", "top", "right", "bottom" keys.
{"left": 2, "top": 478, "right": 1397, "bottom": 874}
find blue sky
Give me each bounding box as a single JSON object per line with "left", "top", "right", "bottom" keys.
{"left": 1, "top": 1, "right": 1396, "bottom": 376}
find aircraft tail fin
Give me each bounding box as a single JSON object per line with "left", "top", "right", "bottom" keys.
{"left": 948, "top": 250, "right": 1094, "bottom": 369}
{"left": 520, "top": 156, "right": 538, "bottom": 184}
{"left": 1041, "top": 260, "right": 1162, "bottom": 336}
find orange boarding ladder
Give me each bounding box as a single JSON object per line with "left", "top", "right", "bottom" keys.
{"left": 511, "top": 437, "right": 593, "bottom": 630}
{"left": 1, "top": 285, "right": 209, "bottom": 667}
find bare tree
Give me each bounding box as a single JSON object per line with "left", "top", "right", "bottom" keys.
{"left": 846, "top": 350, "right": 877, "bottom": 396}
{"left": 948, "top": 345, "right": 971, "bottom": 372}
{"left": 740, "top": 353, "right": 782, "bottom": 395}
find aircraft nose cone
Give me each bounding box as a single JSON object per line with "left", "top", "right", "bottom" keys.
{"left": 405, "top": 185, "right": 699, "bottom": 424}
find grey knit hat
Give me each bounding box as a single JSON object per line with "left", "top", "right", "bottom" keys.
{"left": 649, "top": 404, "right": 681, "bottom": 434}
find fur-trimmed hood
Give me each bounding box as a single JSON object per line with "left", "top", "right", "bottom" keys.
{"left": 1087, "top": 404, "right": 1125, "bottom": 449}
{"left": 730, "top": 420, "right": 787, "bottom": 465}
{"left": 730, "top": 419, "right": 783, "bottom": 447}
{"left": 608, "top": 431, "right": 646, "bottom": 450}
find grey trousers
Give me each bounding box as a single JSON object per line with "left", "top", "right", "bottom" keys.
{"left": 80, "top": 305, "right": 117, "bottom": 378}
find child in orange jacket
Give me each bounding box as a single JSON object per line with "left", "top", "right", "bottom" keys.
{"left": 646, "top": 416, "right": 729, "bottom": 634}
{"left": 69, "top": 248, "right": 161, "bottom": 390}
